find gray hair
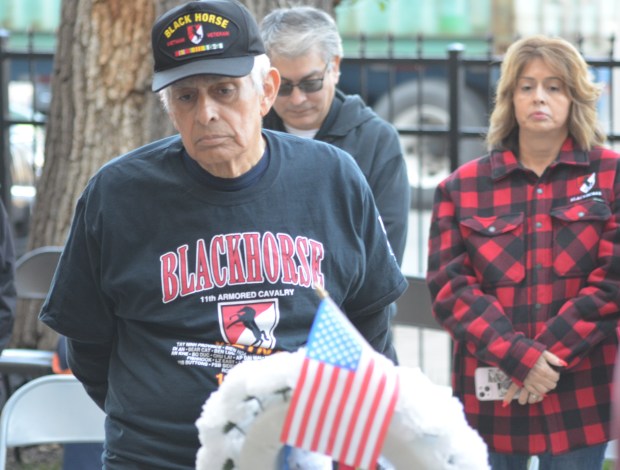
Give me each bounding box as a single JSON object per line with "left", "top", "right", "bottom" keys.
{"left": 260, "top": 6, "right": 343, "bottom": 63}
{"left": 158, "top": 54, "right": 271, "bottom": 112}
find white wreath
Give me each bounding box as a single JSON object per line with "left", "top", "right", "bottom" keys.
{"left": 195, "top": 350, "right": 489, "bottom": 470}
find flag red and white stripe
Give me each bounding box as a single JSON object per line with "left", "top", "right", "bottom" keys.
{"left": 280, "top": 295, "right": 399, "bottom": 469}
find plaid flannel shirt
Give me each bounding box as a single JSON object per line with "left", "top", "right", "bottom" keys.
{"left": 427, "top": 138, "right": 620, "bottom": 455}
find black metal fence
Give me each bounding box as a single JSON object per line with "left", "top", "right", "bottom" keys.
{"left": 339, "top": 34, "right": 620, "bottom": 212}
{"left": 2, "top": 32, "right": 620, "bottom": 241}
{"left": 0, "top": 30, "right": 52, "bottom": 244}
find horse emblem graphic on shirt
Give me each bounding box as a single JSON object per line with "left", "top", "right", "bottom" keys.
{"left": 219, "top": 299, "right": 279, "bottom": 349}
{"left": 580, "top": 172, "right": 596, "bottom": 194}
{"left": 187, "top": 25, "right": 204, "bottom": 45}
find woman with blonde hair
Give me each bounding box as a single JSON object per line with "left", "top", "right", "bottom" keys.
{"left": 427, "top": 35, "right": 620, "bottom": 469}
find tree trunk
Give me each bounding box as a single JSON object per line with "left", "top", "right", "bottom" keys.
{"left": 13, "top": 0, "right": 335, "bottom": 349}
{"left": 12, "top": 0, "right": 176, "bottom": 349}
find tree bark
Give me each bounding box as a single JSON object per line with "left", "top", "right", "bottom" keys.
{"left": 13, "top": 0, "right": 335, "bottom": 349}
{"left": 12, "top": 0, "right": 174, "bottom": 349}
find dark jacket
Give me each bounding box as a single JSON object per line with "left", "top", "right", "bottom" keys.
{"left": 0, "top": 200, "right": 15, "bottom": 351}
{"left": 264, "top": 89, "right": 409, "bottom": 266}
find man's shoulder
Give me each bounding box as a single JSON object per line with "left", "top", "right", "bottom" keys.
{"left": 333, "top": 93, "right": 398, "bottom": 137}
{"left": 108, "top": 135, "right": 182, "bottom": 167}
{"left": 264, "top": 129, "right": 362, "bottom": 176}
{"left": 88, "top": 135, "right": 183, "bottom": 191}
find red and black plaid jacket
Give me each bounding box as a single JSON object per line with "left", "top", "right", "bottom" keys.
{"left": 427, "top": 138, "right": 620, "bottom": 455}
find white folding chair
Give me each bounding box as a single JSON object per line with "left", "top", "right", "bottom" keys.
{"left": 14, "top": 245, "right": 63, "bottom": 300}
{"left": 0, "top": 374, "right": 105, "bottom": 470}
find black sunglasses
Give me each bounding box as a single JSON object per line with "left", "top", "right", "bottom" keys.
{"left": 278, "top": 63, "right": 330, "bottom": 97}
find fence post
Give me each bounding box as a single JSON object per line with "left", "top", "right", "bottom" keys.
{"left": 447, "top": 43, "right": 464, "bottom": 173}
{"left": 0, "top": 30, "right": 10, "bottom": 215}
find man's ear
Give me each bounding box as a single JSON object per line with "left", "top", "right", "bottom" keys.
{"left": 260, "top": 67, "right": 281, "bottom": 117}
{"left": 332, "top": 55, "right": 342, "bottom": 85}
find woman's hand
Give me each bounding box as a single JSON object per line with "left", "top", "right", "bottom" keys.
{"left": 502, "top": 351, "right": 566, "bottom": 406}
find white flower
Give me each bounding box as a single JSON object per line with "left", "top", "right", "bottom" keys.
{"left": 195, "top": 349, "right": 489, "bottom": 470}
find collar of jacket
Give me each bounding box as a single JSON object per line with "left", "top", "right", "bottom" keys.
{"left": 490, "top": 136, "right": 590, "bottom": 181}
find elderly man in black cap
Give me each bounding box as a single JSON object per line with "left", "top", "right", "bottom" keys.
{"left": 39, "top": 1, "right": 407, "bottom": 468}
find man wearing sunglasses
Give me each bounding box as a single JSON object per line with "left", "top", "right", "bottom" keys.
{"left": 260, "top": 6, "right": 410, "bottom": 268}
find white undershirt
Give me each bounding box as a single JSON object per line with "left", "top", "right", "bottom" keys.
{"left": 283, "top": 123, "right": 319, "bottom": 139}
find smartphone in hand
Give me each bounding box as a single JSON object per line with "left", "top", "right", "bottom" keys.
{"left": 475, "top": 367, "right": 519, "bottom": 401}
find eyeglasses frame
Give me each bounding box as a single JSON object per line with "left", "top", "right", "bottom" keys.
{"left": 277, "top": 62, "right": 332, "bottom": 97}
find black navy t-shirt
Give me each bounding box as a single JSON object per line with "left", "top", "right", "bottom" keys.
{"left": 40, "top": 130, "right": 406, "bottom": 469}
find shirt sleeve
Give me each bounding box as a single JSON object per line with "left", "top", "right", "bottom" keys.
{"left": 341, "top": 177, "right": 407, "bottom": 363}
{"left": 40, "top": 187, "right": 116, "bottom": 340}
{"left": 348, "top": 305, "right": 398, "bottom": 363}
{"left": 39, "top": 185, "right": 115, "bottom": 405}
{"left": 67, "top": 338, "right": 110, "bottom": 409}
{"left": 367, "top": 126, "right": 410, "bottom": 267}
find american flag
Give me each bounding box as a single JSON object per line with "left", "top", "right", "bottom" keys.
{"left": 280, "top": 294, "right": 399, "bottom": 469}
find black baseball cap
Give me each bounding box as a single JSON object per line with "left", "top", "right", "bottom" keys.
{"left": 151, "top": 0, "right": 265, "bottom": 92}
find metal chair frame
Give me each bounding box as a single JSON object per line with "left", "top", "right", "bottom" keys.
{"left": 0, "top": 374, "right": 105, "bottom": 470}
